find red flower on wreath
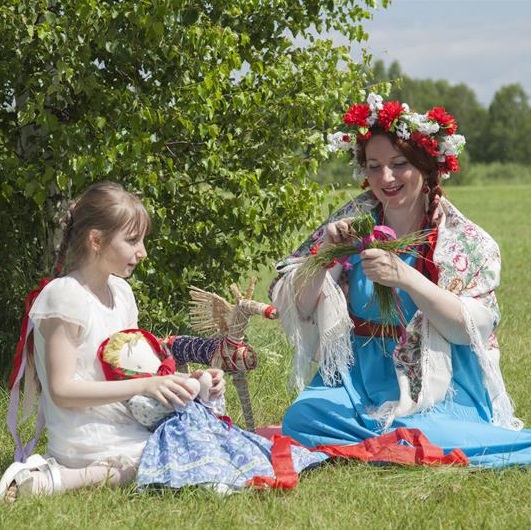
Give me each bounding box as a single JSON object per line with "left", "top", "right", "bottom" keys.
{"left": 344, "top": 103, "right": 370, "bottom": 126}
{"left": 427, "top": 107, "right": 458, "bottom": 135}
{"left": 411, "top": 132, "right": 439, "bottom": 156}
{"left": 440, "top": 154, "right": 460, "bottom": 174}
{"left": 358, "top": 130, "right": 372, "bottom": 141}
{"left": 378, "top": 100, "right": 403, "bottom": 131}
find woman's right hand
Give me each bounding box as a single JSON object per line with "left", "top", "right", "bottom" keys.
{"left": 323, "top": 218, "right": 355, "bottom": 246}
{"left": 143, "top": 374, "right": 199, "bottom": 409}
{"left": 295, "top": 218, "right": 356, "bottom": 319}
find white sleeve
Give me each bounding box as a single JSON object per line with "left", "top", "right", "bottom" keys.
{"left": 29, "top": 278, "right": 89, "bottom": 331}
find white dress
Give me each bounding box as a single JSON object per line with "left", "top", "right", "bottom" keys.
{"left": 29, "top": 275, "right": 150, "bottom": 468}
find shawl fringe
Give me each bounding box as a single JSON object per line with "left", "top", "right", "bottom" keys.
{"left": 461, "top": 299, "right": 523, "bottom": 430}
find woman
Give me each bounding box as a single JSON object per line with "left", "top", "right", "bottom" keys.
{"left": 271, "top": 93, "right": 531, "bottom": 467}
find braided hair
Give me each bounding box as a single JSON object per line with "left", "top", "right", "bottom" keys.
{"left": 52, "top": 203, "right": 76, "bottom": 278}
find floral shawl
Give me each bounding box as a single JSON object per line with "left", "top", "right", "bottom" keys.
{"left": 271, "top": 190, "right": 522, "bottom": 430}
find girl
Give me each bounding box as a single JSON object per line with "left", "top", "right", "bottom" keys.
{"left": 2, "top": 181, "right": 324, "bottom": 499}
{"left": 0, "top": 181, "right": 225, "bottom": 500}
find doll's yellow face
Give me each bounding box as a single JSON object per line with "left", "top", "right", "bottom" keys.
{"left": 104, "top": 332, "right": 161, "bottom": 374}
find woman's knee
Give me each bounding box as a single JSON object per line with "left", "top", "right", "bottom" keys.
{"left": 283, "top": 400, "right": 313, "bottom": 436}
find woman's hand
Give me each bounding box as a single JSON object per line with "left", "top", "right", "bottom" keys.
{"left": 294, "top": 218, "right": 357, "bottom": 318}
{"left": 323, "top": 218, "right": 356, "bottom": 246}
{"left": 360, "top": 248, "right": 412, "bottom": 289}
{"left": 360, "top": 247, "right": 479, "bottom": 345}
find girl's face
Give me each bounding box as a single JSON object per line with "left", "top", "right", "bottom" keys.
{"left": 99, "top": 225, "right": 147, "bottom": 278}
{"left": 364, "top": 134, "right": 425, "bottom": 214}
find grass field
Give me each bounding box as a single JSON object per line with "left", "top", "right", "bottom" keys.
{"left": 1, "top": 185, "right": 531, "bottom": 529}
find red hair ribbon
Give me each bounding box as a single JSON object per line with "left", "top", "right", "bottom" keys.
{"left": 9, "top": 277, "right": 52, "bottom": 389}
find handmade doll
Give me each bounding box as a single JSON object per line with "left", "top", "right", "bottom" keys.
{"left": 98, "top": 328, "right": 222, "bottom": 430}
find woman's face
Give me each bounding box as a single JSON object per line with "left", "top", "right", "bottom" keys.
{"left": 364, "top": 134, "right": 424, "bottom": 214}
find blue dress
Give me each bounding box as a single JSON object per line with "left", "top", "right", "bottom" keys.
{"left": 136, "top": 401, "right": 326, "bottom": 491}
{"left": 283, "top": 252, "right": 531, "bottom": 468}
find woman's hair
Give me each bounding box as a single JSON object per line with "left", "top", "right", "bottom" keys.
{"left": 52, "top": 181, "right": 151, "bottom": 277}
{"left": 355, "top": 128, "right": 442, "bottom": 227}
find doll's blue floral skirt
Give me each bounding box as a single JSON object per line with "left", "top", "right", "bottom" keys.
{"left": 136, "top": 401, "right": 325, "bottom": 491}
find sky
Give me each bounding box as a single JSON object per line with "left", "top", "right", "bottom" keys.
{"left": 354, "top": 0, "right": 531, "bottom": 107}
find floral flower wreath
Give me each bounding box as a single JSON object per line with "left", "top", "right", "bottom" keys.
{"left": 328, "top": 92, "right": 466, "bottom": 179}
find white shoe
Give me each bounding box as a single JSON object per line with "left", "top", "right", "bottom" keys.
{"left": 0, "top": 462, "right": 31, "bottom": 500}
{"left": 42, "top": 457, "right": 63, "bottom": 494}
{"left": 0, "top": 460, "right": 43, "bottom": 501}
{"left": 0, "top": 454, "right": 61, "bottom": 502}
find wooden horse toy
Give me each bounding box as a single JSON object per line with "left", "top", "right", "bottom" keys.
{"left": 184, "top": 277, "right": 278, "bottom": 431}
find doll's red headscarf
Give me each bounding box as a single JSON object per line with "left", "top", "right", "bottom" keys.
{"left": 97, "top": 328, "right": 175, "bottom": 381}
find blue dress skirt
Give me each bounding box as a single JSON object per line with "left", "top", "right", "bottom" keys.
{"left": 136, "top": 401, "right": 326, "bottom": 491}
{"left": 283, "top": 253, "right": 531, "bottom": 468}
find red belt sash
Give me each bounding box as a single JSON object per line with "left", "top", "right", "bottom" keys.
{"left": 350, "top": 314, "right": 403, "bottom": 339}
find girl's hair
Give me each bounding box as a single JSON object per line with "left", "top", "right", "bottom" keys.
{"left": 52, "top": 181, "right": 151, "bottom": 277}
{"left": 355, "top": 128, "right": 443, "bottom": 227}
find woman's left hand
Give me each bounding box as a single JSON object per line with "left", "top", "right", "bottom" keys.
{"left": 360, "top": 248, "right": 412, "bottom": 289}
{"left": 205, "top": 368, "right": 226, "bottom": 399}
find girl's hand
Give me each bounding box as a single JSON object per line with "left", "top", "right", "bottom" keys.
{"left": 189, "top": 368, "right": 226, "bottom": 400}
{"left": 205, "top": 368, "right": 225, "bottom": 400}
{"left": 143, "top": 374, "right": 199, "bottom": 409}
{"left": 360, "top": 248, "right": 412, "bottom": 289}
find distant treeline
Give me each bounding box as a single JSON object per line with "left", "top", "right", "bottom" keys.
{"left": 317, "top": 60, "right": 531, "bottom": 187}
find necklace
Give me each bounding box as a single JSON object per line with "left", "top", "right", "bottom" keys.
{"left": 85, "top": 282, "right": 114, "bottom": 309}
{"left": 99, "top": 283, "right": 114, "bottom": 309}
{"left": 72, "top": 271, "right": 114, "bottom": 309}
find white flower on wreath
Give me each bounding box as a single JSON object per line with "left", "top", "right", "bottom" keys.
{"left": 367, "top": 93, "right": 384, "bottom": 111}
{"left": 327, "top": 131, "right": 354, "bottom": 152}
{"left": 395, "top": 122, "right": 410, "bottom": 140}
{"left": 409, "top": 113, "right": 440, "bottom": 135}
{"left": 367, "top": 93, "right": 383, "bottom": 127}
{"left": 439, "top": 134, "right": 466, "bottom": 156}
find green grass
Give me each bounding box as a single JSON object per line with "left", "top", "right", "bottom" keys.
{"left": 2, "top": 185, "right": 531, "bottom": 529}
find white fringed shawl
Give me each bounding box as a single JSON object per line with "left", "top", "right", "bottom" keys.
{"left": 271, "top": 191, "right": 523, "bottom": 431}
